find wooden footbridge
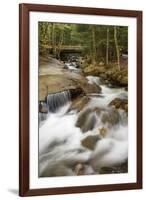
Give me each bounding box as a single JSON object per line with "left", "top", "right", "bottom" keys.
{"left": 42, "top": 45, "right": 85, "bottom": 53}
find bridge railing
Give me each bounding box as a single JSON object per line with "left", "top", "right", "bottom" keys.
{"left": 41, "top": 44, "right": 86, "bottom": 51}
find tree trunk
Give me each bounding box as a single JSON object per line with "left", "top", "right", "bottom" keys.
{"left": 57, "top": 27, "right": 64, "bottom": 59}
{"left": 114, "top": 26, "right": 120, "bottom": 70}
{"left": 92, "top": 26, "right": 97, "bottom": 64}
{"left": 48, "top": 24, "right": 52, "bottom": 46}
{"left": 51, "top": 23, "right": 57, "bottom": 56}
{"left": 106, "top": 27, "right": 109, "bottom": 66}
{"left": 43, "top": 23, "right": 49, "bottom": 45}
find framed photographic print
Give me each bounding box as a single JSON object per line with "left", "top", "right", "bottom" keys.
{"left": 19, "top": 3, "right": 143, "bottom": 196}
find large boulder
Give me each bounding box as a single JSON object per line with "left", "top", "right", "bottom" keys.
{"left": 39, "top": 55, "right": 64, "bottom": 67}
{"left": 39, "top": 56, "right": 102, "bottom": 101}
{"left": 69, "top": 96, "right": 90, "bottom": 112}
{"left": 39, "top": 72, "right": 101, "bottom": 101}
{"left": 101, "top": 109, "right": 121, "bottom": 126}
{"left": 107, "top": 69, "right": 128, "bottom": 86}
{"left": 75, "top": 108, "right": 100, "bottom": 133}
{"left": 76, "top": 107, "right": 121, "bottom": 133}
{"left": 109, "top": 98, "right": 128, "bottom": 112}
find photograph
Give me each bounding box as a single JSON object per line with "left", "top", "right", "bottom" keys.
{"left": 38, "top": 22, "right": 128, "bottom": 177}
{"left": 19, "top": 4, "right": 142, "bottom": 196}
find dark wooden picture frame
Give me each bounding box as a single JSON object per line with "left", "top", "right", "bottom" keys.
{"left": 19, "top": 3, "right": 142, "bottom": 197}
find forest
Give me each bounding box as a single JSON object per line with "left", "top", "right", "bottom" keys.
{"left": 39, "top": 22, "right": 128, "bottom": 71}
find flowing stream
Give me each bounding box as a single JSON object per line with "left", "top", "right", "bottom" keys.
{"left": 39, "top": 62, "right": 128, "bottom": 177}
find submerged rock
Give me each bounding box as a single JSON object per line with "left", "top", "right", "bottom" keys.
{"left": 76, "top": 108, "right": 98, "bottom": 133}
{"left": 74, "top": 163, "right": 85, "bottom": 175}
{"left": 98, "top": 127, "right": 107, "bottom": 137}
{"left": 40, "top": 163, "right": 75, "bottom": 177}
{"left": 101, "top": 109, "right": 121, "bottom": 126}
{"left": 99, "top": 161, "right": 128, "bottom": 174}
{"left": 74, "top": 163, "right": 95, "bottom": 175}
{"left": 81, "top": 113, "right": 97, "bottom": 133}
{"left": 81, "top": 135, "right": 101, "bottom": 150}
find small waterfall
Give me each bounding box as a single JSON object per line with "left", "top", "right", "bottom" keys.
{"left": 64, "top": 62, "right": 81, "bottom": 73}
{"left": 86, "top": 76, "right": 101, "bottom": 85}
{"left": 46, "top": 90, "right": 71, "bottom": 112}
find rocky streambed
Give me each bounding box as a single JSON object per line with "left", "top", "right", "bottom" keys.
{"left": 39, "top": 56, "right": 128, "bottom": 177}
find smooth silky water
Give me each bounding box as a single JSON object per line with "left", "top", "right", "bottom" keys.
{"left": 39, "top": 67, "right": 128, "bottom": 177}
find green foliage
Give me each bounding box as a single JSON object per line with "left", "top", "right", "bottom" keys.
{"left": 38, "top": 22, "right": 128, "bottom": 63}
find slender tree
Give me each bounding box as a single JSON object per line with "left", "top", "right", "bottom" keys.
{"left": 106, "top": 27, "right": 109, "bottom": 66}
{"left": 114, "top": 26, "right": 120, "bottom": 70}
{"left": 57, "top": 25, "right": 64, "bottom": 59}
{"left": 91, "top": 26, "right": 97, "bottom": 64}
{"left": 51, "top": 23, "right": 57, "bottom": 56}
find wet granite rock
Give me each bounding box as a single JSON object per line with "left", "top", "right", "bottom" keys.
{"left": 109, "top": 98, "right": 128, "bottom": 112}
{"left": 81, "top": 135, "right": 101, "bottom": 150}
{"left": 75, "top": 108, "right": 98, "bottom": 133}
{"left": 70, "top": 96, "right": 90, "bottom": 112}
{"left": 101, "top": 109, "right": 121, "bottom": 125}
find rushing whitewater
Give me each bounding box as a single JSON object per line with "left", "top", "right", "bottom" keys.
{"left": 39, "top": 73, "right": 128, "bottom": 177}
{"left": 39, "top": 79, "right": 128, "bottom": 177}
{"left": 86, "top": 75, "right": 101, "bottom": 85}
